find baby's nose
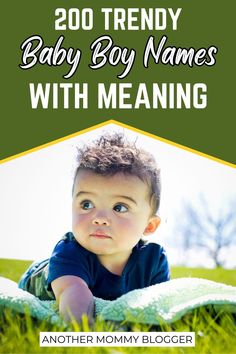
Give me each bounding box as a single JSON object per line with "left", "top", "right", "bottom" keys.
{"left": 92, "top": 215, "right": 110, "bottom": 226}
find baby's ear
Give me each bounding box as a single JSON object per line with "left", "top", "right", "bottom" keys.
{"left": 143, "top": 216, "right": 161, "bottom": 235}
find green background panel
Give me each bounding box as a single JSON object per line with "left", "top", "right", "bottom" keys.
{"left": 1, "top": 0, "right": 235, "bottom": 164}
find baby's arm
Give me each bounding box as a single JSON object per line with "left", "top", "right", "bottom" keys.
{"left": 51, "top": 275, "right": 94, "bottom": 324}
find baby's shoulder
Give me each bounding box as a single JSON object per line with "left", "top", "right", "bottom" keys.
{"left": 55, "top": 232, "right": 90, "bottom": 256}
{"left": 61, "top": 232, "right": 76, "bottom": 243}
{"left": 138, "top": 240, "right": 163, "bottom": 251}
{"left": 136, "top": 240, "right": 166, "bottom": 259}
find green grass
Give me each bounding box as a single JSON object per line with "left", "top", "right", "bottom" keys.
{"left": 0, "top": 258, "right": 236, "bottom": 354}
{"left": 0, "top": 258, "right": 32, "bottom": 283}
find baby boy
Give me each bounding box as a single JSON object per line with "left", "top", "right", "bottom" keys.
{"left": 19, "top": 133, "right": 170, "bottom": 323}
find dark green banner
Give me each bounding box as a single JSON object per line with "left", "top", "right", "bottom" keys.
{"left": 1, "top": 0, "right": 235, "bottom": 165}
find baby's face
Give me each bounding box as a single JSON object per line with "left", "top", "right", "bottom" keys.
{"left": 72, "top": 170, "right": 157, "bottom": 263}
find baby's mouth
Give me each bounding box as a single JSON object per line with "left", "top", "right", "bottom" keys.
{"left": 90, "top": 232, "right": 111, "bottom": 239}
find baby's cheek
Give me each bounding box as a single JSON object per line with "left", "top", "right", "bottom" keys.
{"left": 118, "top": 218, "right": 138, "bottom": 234}
{"left": 73, "top": 213, "right": 86, "bottom": 225}
{"left": 125, "top": 216, "right": 148, "bottom": 235}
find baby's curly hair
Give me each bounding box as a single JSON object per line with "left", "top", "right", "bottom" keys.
{"left": 74, "top": 132, "right": 161, "bottom": 214}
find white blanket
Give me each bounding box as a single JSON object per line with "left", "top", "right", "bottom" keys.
{"left": 0, "top": 277, "right": 235, "bottom": 325}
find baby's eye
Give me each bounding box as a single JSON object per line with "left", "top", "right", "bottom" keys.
{"left": 113, "top": 204, "right": 128, "bottom": 213}
{"left": 80, "top": 200, "right": 94, "bottom": 210}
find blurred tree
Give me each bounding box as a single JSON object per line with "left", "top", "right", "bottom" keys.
{"left": 178, "top": 196, "right": 236, "bottom": 267}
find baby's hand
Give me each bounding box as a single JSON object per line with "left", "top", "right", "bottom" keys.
{"left": 52, "top": 275, "right": 94, "bottom": 324}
